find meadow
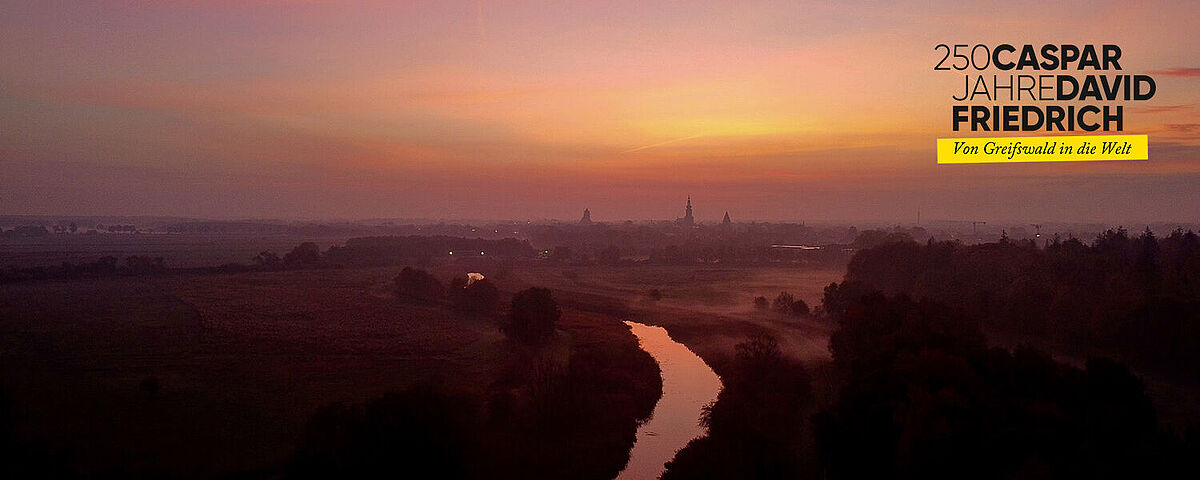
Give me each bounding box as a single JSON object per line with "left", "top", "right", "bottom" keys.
{"left": 0, "top": 267, "right": 516, "bottom": 476}
{"left": 0, "top": 234, "right": 850, "bottom": 477}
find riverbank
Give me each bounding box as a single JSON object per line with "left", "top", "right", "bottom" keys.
{"left": 619, "top": 322, "right": 721, "bottom": 480}
{"left": 0, "top": 266, "right": 663, "bottom": 478}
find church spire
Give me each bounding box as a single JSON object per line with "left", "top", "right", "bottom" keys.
{"left": 681, "top": 196, "right": 695, "bottom": 226}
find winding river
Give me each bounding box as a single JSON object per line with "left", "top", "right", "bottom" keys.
{"left": 617, "top": 321, "right": 723, "bottom": 480}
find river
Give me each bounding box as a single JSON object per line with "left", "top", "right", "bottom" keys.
{"left": 616, "top": 321, "right": 723, "bottom": 480}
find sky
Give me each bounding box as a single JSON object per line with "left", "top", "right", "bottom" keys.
{"left": 1, "top": 0, "right": 1198, "bottom": 223}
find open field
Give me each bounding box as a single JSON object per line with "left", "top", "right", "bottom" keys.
{"left": 0, "top": 262, "right": 677, "bottom": 478}
{"left": 0, "top": 234, "right": 351, "bottom": 269}
{"left": 0, "top": 261, "right": 846, "bottom": 477}
{"left": 501, "top": 265, "right": 846, "bottom": 368}
{"left": 0, "top": 267, "right": 511, "bottom": 476}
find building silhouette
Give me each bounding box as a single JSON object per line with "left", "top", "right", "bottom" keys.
{"left": 579, "top": 208, "right": 592, "bottom": 225}
{"left": 676, "top": 196, "right": 695, "bottom": 226}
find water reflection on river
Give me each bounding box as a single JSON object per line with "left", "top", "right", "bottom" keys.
{"left": 617, "top": 321, "right": 723, "bottom": 480}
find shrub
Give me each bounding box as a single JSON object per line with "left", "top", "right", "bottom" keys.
{"left": 790, "top": 299, "right": 810, "bottom": 316}
{"left": 253, "top": 251, "right": 282, "bottom": 270}
{"left": 772, "top": 291, "right": 795, "bottom": 314}
{"left": 753, "top": 296, "right": 769, "bottom": 310}
{"left": 452, "top": 278, "right": 500, "bottom": 314}
{"left": 503, "top": 288, "right": 560, "bottom": 345}
{"left": 394, "top": 267, "right": 444, "bottom": 304}
{"left": 284, "top": 242, "right": 321, "bottom": 266}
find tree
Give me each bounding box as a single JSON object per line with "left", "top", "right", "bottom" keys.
{"left": 124, "top": 256, "right": 165, "bottom": 275}
{"left": 503, "top": 288, "right": 560, "bottom": 345}
{"left": 452, "top": 278, "right": 499, "bottom": 314}
{"left": 284, "top": 242, "right": 321, "bottom": 266}
{"left": 666, "top": 335, "right": 814, "bottom": 479}
{"left": 821, "top": 280, "right": 873, "bottom": 318}
{"left": 815, "top": 292, "right": 1174, "bottom": 480}
{"left": 253, "top": 251, "right": 282, "bottom": 270}
{"left": 753, "top": 296, "right": 769, "bottom": 310}
{"left": 790, "top": 299, "right": 810, "bottom": 316}
{"left": 772, "top": 291, "right": 795, "bottom": 314}
{"left": 394, "top": 267, "right": 444, "bottom": 304}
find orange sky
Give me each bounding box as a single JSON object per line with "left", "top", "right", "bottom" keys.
{"left": 2, "top": 1, "right": 1198, "bottom": 222}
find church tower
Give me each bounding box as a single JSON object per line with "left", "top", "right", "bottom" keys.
{"left": 580, "top": 208, "right": 592, "bottom": 225}
{"left": 722, "top": 211, "right": 731, "bottom": 225}
{"left": 682, "top": 196, "right": 695, "bottom": 226}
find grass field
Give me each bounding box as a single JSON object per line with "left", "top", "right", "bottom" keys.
{"left": 0, "top": 234, "right": 350, "bottom": 268}
{"left": 502, "top": 265, "right": 846, "bottom": 367}
{"left": 0, "top": 267, "right": 512, "bottom": 476}
{"left": 0, "top": 262, "right": 846, "bottom": 477}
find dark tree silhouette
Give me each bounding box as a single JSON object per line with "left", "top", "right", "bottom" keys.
{"left": 753, "top": 296, "right": 769, "bottom": 310}
{"left": 284, "top": 242, "right": 321, "bottom": 266}
{"left": 253, "top": 250, "right": 282, "bottom": 270}
{"left": 772, "top": 291, "right": 794, "bottom": 314}
{"left": 124, "top": 255, "right": 165, "bottom": 275}
{"left": 451, "top": 278, "right": 499, "bottom": 314}
{"left": 789, "top": 299, "right": 809, "bottom": 316}
{"left": 815, "top": 292, "right": 1181, "bottom": 480}
{"left": 821, "top": 280, "right": 873, "bottom": 318}
{"left": 664, "top": 335, "right": 814, "bottom": 480}
{"left": 834, "top": 227, "right": 1200, "bottom": 380}
{"left": 503, "top": 288, "right": 560, "bottom": 345}
{"left": 394, "top": 267, "right": 444, "bottom": 304}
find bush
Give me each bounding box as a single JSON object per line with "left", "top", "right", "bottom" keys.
{"left": 664, "top": 335, "right": 814, "bottom": 479}
{"left": 790, "top": 299, "right": 810, "bottom": 316}
{"left": 284, "top": 242, "right": 322, "bottom": 266}
{"left": 124, "top": 255, "right": 166, "bottom": 275}
{"left": 503, "top": 288, "right": 560, "bottom": 345}
{"left": 772, "top": 291, "right": 795, "bottom": 314}
{"left": 394, "top": 267, "right": 444, "bottom": 304}
{"left": 451, "top": 278, "right": 500, "bottom": 314}
{"left": 753, "top": 296, "right": 769, "bottom": 310}
{"left": 816, "top": 292, "right": 1179, "bottom": 479}
{"left": 253, "top": 251, "right": 282, "bottom": 270}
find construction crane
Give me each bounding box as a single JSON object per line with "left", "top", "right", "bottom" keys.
{"left": 971, "top": 221, "right": 987, "bottom": 234}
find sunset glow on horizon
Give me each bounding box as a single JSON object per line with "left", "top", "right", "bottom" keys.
{"left": 3, "top": 0, "right": 1199, "bottom": 222}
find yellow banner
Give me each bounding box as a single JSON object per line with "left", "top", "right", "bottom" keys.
{"left": 936, "top": 134, "right": 1147, "bottom": 164}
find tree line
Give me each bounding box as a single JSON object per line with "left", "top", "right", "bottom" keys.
{"left": 289, "top": 266, "right": 662, "bottom": 479}
{"left": 837, "top": 227, "right": 1200, "bottom": 382}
